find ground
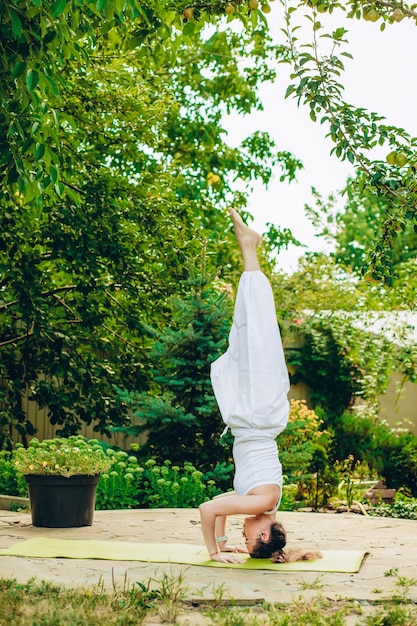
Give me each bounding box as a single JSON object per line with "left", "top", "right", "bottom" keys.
{"left": 1, "top": 508, "right": 416, "bottom": 612}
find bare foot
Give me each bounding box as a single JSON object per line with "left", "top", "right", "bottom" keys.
{"left": 228, "top": 208, "right": 261, "bottom": 271}
{"left": 229, "top": 208, "right": 261, "bottom": 248}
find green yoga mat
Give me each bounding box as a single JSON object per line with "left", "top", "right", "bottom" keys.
{"left": 0, "top": 538, "right": 367, "bottom": 572}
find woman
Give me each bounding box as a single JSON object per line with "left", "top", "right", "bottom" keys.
{"left": 199, "top": 208, "right": 290, "bottom": 564}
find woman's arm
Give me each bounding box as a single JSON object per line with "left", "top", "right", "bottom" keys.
{"left": 199, "top": 493, "right": 271, "bottom": 562}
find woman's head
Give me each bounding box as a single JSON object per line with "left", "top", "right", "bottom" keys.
{"left": 248, "top": 520, "right": 287, "bottom": 559}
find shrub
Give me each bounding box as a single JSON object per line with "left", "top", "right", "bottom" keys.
{"left": 279, "top": 399, "right": 331, "bottom": 484}
{"left": 380, "top": 434, "right": 417, "bottom": 497}
{"left": 0, "top": 450, "right": 26, "bottom": 497}
{"left": 95, "top": 449, "right": 143, "bottom": 510}
{"left": 330, "top": 409, "right": 393, "bottom": 469}
{"left": 201, "top": 460, "right": 234, "bottom": 494}
{"left": 367, "top": 493, "right": 417, "bottom": 520}
{"left": 331, "top": 411, "right": 417, "bottom": 497}
{"left": 138, "top": 459, "right": 220, "bottom": 508}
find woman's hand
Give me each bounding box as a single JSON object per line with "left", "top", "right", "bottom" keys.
{"left": 221, "top": 543, "right": 248, "bottom": 554}
{"left": 210, "top": 551, "right": 244, "bottom": 563}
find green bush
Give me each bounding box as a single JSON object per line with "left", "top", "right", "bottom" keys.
{"left": 280, "top": 484, "right": 300, "bottom": 511}
{"left": 138, "top": 459, "right": 221, "bottom": 508}
{"left": 380, "top": 434, "right": 417, "bottom": 497}
{"left": 330, "top": 410, "right": 393, "bottom": 469}
{"left": 0, "top": 450, "right": 27, "bottom": 497}
{"left": 332, "top": 411, "right": 417, "bottom": 496}
{"left": 367, "top": 494, "right": 417, "bottom": 520}
{"left": 96, "top": 446, "right": 225, "bottom": 510}
{"left": 278, "top": 400, "right": 331, "bottom": 484}
{"left": 200, "top": 460, "right": 234, "bottom": 494}
{"left": 1, "top": 438, "right": 224, "bottom": 509}
{"left": 95, "top": 449, "right": 143, "bottom": 510}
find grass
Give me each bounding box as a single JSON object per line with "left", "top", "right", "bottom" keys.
{"left": 1, "top": 572, "right": 417, "bottom": 625}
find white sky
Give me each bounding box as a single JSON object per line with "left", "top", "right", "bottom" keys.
{"left": 223, "top": 5, "right": 417, "bottom": 272}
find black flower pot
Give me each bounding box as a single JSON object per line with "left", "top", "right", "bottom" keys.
{"left": 25, "top": 474, "right": 100, "bottom": 528}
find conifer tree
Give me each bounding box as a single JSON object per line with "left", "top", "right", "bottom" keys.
{"left": 123, "top": 269, "right": 234, "bottom": 471}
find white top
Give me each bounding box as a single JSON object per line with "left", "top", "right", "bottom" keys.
{"left": 232, "top": 435, "right": 283, "bottom": 498}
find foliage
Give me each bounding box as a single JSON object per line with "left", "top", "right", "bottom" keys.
{"left": 334, "top": 455, "right": 374, "bottom": 509}
{"left": 2, "top": 0, "right": 417, "bottom": 448}
{"left": 0, "top": 450, "right": 26, "bottom": 496}
{"left": 95, "top": 448, "right": 143, "bottom": 510}
{"left": 96, "top": 451, "right": 222, "bottom": 510}
{"left": 281, "top": 0, "right": 417, "bottom": 283}
{"left": 272, "top": 254, "right": 366, "bottom": 316}
{"left": 201, "top": 460, "right": 235, "bottom": 494}
{"left": 137, "top": 458, "right": 220, "bottom": 508}
{"left": 1, "top": 438, "right": 226, "bottom": 506}
{"left": 277, "top": 400, "right": 338, "bottom": 510}
{"left": 332, "top": 409, "right": 394, "bottom": 469}
{"left": 307, "top": 444, "right": 337, "bottom": 509}
{"left": 331, "top": 410, "right": 417, "bottom": 497}
{"left": 289, "top": 320, "right": 359, "bottom": 417}
{"left": 1, "top": 0, "right": 298, "bottom": 444}
{"left": 13, "top": 436, "right": 113, "bottom": 477}
{"left": 279, "top": 483, "right": 299, "bottom": 511}
{"left": 279, "top": 399, "right": 330, "bottom": 481}
{"left": 116, "top": 270, "right": 234, "bottom": 472}
{"left": 379, "top": 432, "right": 417, "bottom": 497}
{"left": 367, "top": 493, "right": 417, "bottom": 520}
{"left": 285, "top": 310, "right": 411, "bottom": 420}
{"left": 278, "top": 399, "right": 417, "bottom": 504}
{"left": 306, "top": 185, "right": 417, "bottom": 282}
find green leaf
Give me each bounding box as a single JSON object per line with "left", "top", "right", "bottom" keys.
{"left": 96, "top": 0, "right": 108, "bottom": 10}
{"left": 182, "top": 21, "right": 195, "bottom": 37}
{"left": 50, "top": 165, "right": 58, "bottom": 184}
{"left": 284, "top": 84, "right": 296, "bottom": 99}
{"left": 43, "top": 30, "right": 57, "bottom": 44}
{"left": 22, "top": 182, "right": 39, "bottom": 204}
{"left": 10, "top": 10, "right": 23, "bottom": 37}
{"left": 44, "top": 74, "right": 60, "bottom": 96}
{"left": 54, "top": 182, "right": 65, "bottom": 196}
{"left": 26, "top": 69, "right": 39, "bottom": 92}
{"left": 51, "top": 0, "right": 67, "bottom": 17}
{"left": 35, "top": 143, "right": 46, "bottom": 161}
{"left": 11, "top": 61, "right": 26, "bottom": 78}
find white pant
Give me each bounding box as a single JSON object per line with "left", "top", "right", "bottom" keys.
{"left": 211, "top": 271, "right": 290, "bottom": 439}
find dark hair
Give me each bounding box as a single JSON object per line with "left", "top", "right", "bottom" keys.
{"left": 249, "top": 521, "right": 286, "bottom": 559}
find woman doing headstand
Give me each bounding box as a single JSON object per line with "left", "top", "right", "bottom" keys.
{"left": 199, "top": 208, "right": 290, "bottom": 564}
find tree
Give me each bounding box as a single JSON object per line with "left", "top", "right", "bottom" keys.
{"left": 2, "top": 0, "right": 417, "bottom": 447}
{"left": 117, "top": 269, "right": 234, "bottom": 471}
{"left": 305, "top": 184, "right": 417, "bottom": 284}
{"left": 272, "top": 253, "right": 416, "bottom": 423}
{"left": 1, "top": 1, "right": 300, "bottom": 444}
{"left": 279, "top": 0, "right": 417, "bottom": 283}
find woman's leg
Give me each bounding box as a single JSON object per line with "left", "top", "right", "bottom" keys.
{"left": 211, "top": 210, "right": 290, "bottom": 435}
{"left": 228, "top": 207, "right": 261, "bottom": 272}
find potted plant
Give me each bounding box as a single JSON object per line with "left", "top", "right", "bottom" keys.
{"left": 13, "top": 435, "right": 114, "bottom": 528}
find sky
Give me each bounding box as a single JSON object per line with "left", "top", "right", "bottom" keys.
{"left": 223, "top": 5, "right": 417, "bottom": 273}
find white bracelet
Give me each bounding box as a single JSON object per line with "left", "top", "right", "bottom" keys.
{"left": 216, "top": 535, "right": 228, "bottom": 543}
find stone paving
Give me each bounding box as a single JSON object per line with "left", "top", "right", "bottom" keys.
{"left": 0, "top": 508, "right": 416, "bottom": 606}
